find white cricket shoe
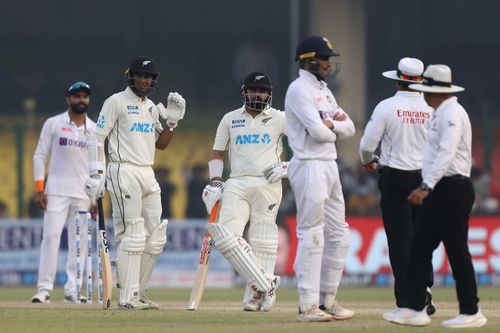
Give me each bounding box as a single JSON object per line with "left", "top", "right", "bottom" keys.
{"left": 140, "top": 295, "right": 159, "bottom": 310}
{"left": 320, "top": 302, "right": 355, "bottom": 320}
{"left": 31, "top": 289, "right": 51, "bottom": 303}
{"left": 442, "top": 310, "right": 487, "bottom": 328}
{"left": 118, "top": 297, "right": 150, "bottom": 310}
{"left": 63, "top": 294, "right": 87, "bottom": 303}
{"left": 243, "top": 284, "right": 262, "bottom": 312}
{"left": 383, "top": 307, "right": 431, "bottom": 326}
{"left": 297, "top": 304, "right": 333, "bottom": 322}
{"left": 259, "top": 276, "right": 280, "bottom": 312}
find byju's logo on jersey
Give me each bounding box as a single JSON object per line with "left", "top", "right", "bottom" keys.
{"left": 127, "top": 105, "right": 139, "bottom": 114}
{"left": 97, "top": 115, "right": 106, "bottom": 128}
{"left": 130, "top": 122, "right": 155, "bottom": 133}
{"left": 59, "top": 137, "right": 86, "bottom": 148}
{"left": 235, "top": 133, "right": 271, "bottom": 145}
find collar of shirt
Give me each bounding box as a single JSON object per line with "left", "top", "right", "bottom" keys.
{"left": 299, "top": 69, "right": 327, "bottom": 89}
{"left": 434, "top": 96, "right": 458, "bottom": 113}
{"left": 63, "top": 111, "right": 88, "bottom": 129}
{"left": 124, "top": 86, "right": 148, "bottom": 102}
{"left": 394, "top": 91, "right": 423, "bottom": 97}
{"left": 238, "top": 105, "right": 272, "bottom": 116}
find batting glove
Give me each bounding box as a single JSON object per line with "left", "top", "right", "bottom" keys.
{"left": 157, "top": 92, "right": 186, "bottom": 129}
{"left": 263, "top": 161, "right": 289, "bottom": 184}
{"left": 84, "top": 175, "right": 105, "bottom": 205}
{"left": 201, "top": 181, "right": 223, "bottom": 214}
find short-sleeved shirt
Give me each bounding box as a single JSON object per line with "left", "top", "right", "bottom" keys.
{"left": 94, "top": 87, "right": 163, "bottom": 166}
{"left": 213, "top": 106, "right": 286, "bottom": 186}
{"left": 359, "top": 91, "right": 433, "bottom": 170}
{"left": 33, "top": 112, "right": 96, "bottom": 199}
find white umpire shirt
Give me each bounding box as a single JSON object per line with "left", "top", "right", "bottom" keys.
{"left": 285, "top": 69, "right": 355, "bottom": 160}
{"left": 33, "top": 111, "right": 96, "bottom": 199}
{"left": 422, "top": 96, "right": 472, "bottom": 189}
{"left": 213, "top": 106, "right": 286, "bottom": 186}
{"left": 359, "top": 91, "right": 433, "bottom": 170}
{"left": 94, "top": 87, "right": 163, "bottom": 166}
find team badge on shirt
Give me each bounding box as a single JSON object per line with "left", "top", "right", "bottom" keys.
{"left": 261, "top": 117, "right": 272, "bottom": 125}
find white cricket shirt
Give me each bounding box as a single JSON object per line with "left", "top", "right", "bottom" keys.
{"left": 213, "top": 106, "right": 286, "bottom": 186}
{"left": 33, "top": 111, "right": 96, "bottom": 199}
{"left": 422, "top": 96, "right": 472, "bottom": 189}
{"left": 285, "top": 69, "right": 355, "bottom": 160}
{"left": 94, "top": 87, "right": 163, "bottom": 166}
{"left": 359, "top": 91, "right": 433, "bottom": 169}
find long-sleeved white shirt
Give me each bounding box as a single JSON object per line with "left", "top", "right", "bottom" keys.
{"left": 359, "top": 91, "right": 433, "bottom": 169}
{"left": 33, "top": 111, "right": 96, "bottom": 198}
{"left": 285, "top": 69, "right": 355, "bottom": 160}
{"left": 213, "top": 106, "right": 286, "bottom": 186}
{"left": 422, "top": 96, "right": 472, "bottom": 189}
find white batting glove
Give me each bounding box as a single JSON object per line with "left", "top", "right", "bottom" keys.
{"left": 157, "top": 92, "right": 186, "bottom": 129}
{"left": 263, "top": 161, "right": 289, "bottom": 184}
{"left": 84, "top": 175, "right": 105, "bottom": 205}
{"left": 201, "top": 181, "right": 223, "bottom": 214}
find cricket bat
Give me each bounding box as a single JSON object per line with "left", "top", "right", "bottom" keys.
{"left": 186, "top": 201, "right": 220, "bottom": 310}
{"left": 97, "top": 197, "right": 113, "bottom": 309}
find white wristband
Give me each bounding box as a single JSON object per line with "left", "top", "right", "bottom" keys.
{"left": 208, "top": 159, "right": 223, "bottom": 179}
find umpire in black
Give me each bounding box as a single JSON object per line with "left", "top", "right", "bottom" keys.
{"left": 359, "top": 58, "right": 435, "bottom": 317}
{"left": 386, "top": 65, "right": 487, "bottom": 328}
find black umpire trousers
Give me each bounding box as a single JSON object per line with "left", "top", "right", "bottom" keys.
{"left": 378, "top": 167, "right": 434, "bottom": 308}
{"left": 405, "top": 176, "right": 479, "bottom": 314}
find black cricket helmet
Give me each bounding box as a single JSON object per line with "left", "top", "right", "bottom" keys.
{"left": 125, "top": 56, "right": 159, "bottom": 96}
{"left": 241, "top": 71, "right": 273, "bottom": 112}
{"left": 295, "top": 35, "right": 340, "bottom": 79}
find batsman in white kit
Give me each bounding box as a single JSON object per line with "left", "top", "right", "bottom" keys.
{"left": 32, "top": 82, "right": 96, "bottom": 303}
{"left": 286, "top": 35, "right": 355, "bottom": 322}
{"left": 84, "top": 56, "right": 186, "bottom": 309}
{"left": 202, "top": 71, "right": 288, "bottom": 311}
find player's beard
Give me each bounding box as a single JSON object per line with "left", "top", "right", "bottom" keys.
{"left": 70, "top": 102, "right": 88, "bottom": 114}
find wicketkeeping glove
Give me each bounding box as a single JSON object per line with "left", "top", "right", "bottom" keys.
{"left": 157, "top": 92, "right": 186, "bottom": 129}
{"left": 84, "top": 175, "right": 105, "bottom": 205}
{"left": 263, "top": 161, "right": 289, "bottom": 184}
{"left": 201, "top": 181, "right": 223, "bottom": 214}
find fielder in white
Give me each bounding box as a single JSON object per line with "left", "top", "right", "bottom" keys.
{"left": 202, "top": 71, "right": 287, "bottom": 312}
{"left": 285, "top": 35, "right": 355, "bottom": 322}
{"left": 84, "top": 56, "right": 186, "bottom": 309}
{"left": 32, "top": 82, "right": 96, "bottom": 303}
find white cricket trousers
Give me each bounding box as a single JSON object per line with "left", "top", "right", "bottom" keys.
{"left": 288, "top": 158, "right": 350, "bottom": 306}
{"left": 36, "top": 195, "right": 92, "bottom": 294}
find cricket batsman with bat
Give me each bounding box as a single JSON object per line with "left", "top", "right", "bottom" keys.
{"left": 84, "top": 56, "right": 186, "bottom": 309}
{"left": 201, "top": 72, "right": 288, "bottom": 311}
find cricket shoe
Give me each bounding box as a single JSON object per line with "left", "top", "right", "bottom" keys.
{"left": 259, "top": 276, "right": 281, "bottom": 312}
{"left": 31, "top": 289, "right": 51, "bottom": 303}
{"left": 320, "top": 302, "right": 355, "bottom": 320}
{"left": 441, "top": 310, "right": 487, "bottom": 328}
{"left": 140, "top": 295, "right": 159, "bottom": 310}
{"left": 63, "top": 294, "right": 87, "bottom": 303}
{"left": 243, "top": 284, "right": 262, "bottom": 312}
{"left": 297, "top": 304, "right": 333, "bottom": 322}
{"left": 118, "top": 297, "right": 150, "bottom": 310}
{"left": 425, "top": 287, "right": 436, "bottom": 316}
{"left": 383, "top": 307, "right": 430, "bottom": 326}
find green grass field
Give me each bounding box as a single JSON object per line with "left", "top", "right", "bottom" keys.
{"left": 1, "top": 287, "right": 498, "bottom": 333}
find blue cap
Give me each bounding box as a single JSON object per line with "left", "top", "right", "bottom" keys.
{"left": 66, "top": 81, "right": 91, "bottom": 96}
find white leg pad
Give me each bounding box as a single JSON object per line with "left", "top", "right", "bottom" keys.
{"left": 207, "top": 222, "right": 272, "bottom": 292}
{"left": 140, "top": 219, "right": 168, "bottom": 296}
{"left": 117, "top": 218, "right": 146, "bottom": 305}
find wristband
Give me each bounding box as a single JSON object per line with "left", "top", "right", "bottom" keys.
{"left": 208, "top": 159, "right": 223, "bottom": 179}
{"left": 35, "top": 180, "right": 44, "bottom": 192}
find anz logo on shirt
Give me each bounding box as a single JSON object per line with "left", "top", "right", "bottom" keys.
{"left": 235, "top": 133, "right": 271, "bottom": 145}
{"left": 130, "top": 122, "right": 155, "bottom": 133}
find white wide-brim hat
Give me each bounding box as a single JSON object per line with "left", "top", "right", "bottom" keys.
{"left": 382, "top": 57, "right": 424, "bottom": 83}
{"left": 409, "top": 64, "right": 465, "bottom": 93}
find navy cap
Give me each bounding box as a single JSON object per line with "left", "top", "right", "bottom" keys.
{"left": 66, "top": 81, "right": 91, "bottom": 96}
{"left": 295, "top": 35, "right": 339, "bottom": 62}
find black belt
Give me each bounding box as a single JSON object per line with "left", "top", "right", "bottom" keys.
{"left": 442, "top": 174, "right": 469, "bottom": 181}
{"left": 379, "top": 166, "right": 421, "bottom": 175}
